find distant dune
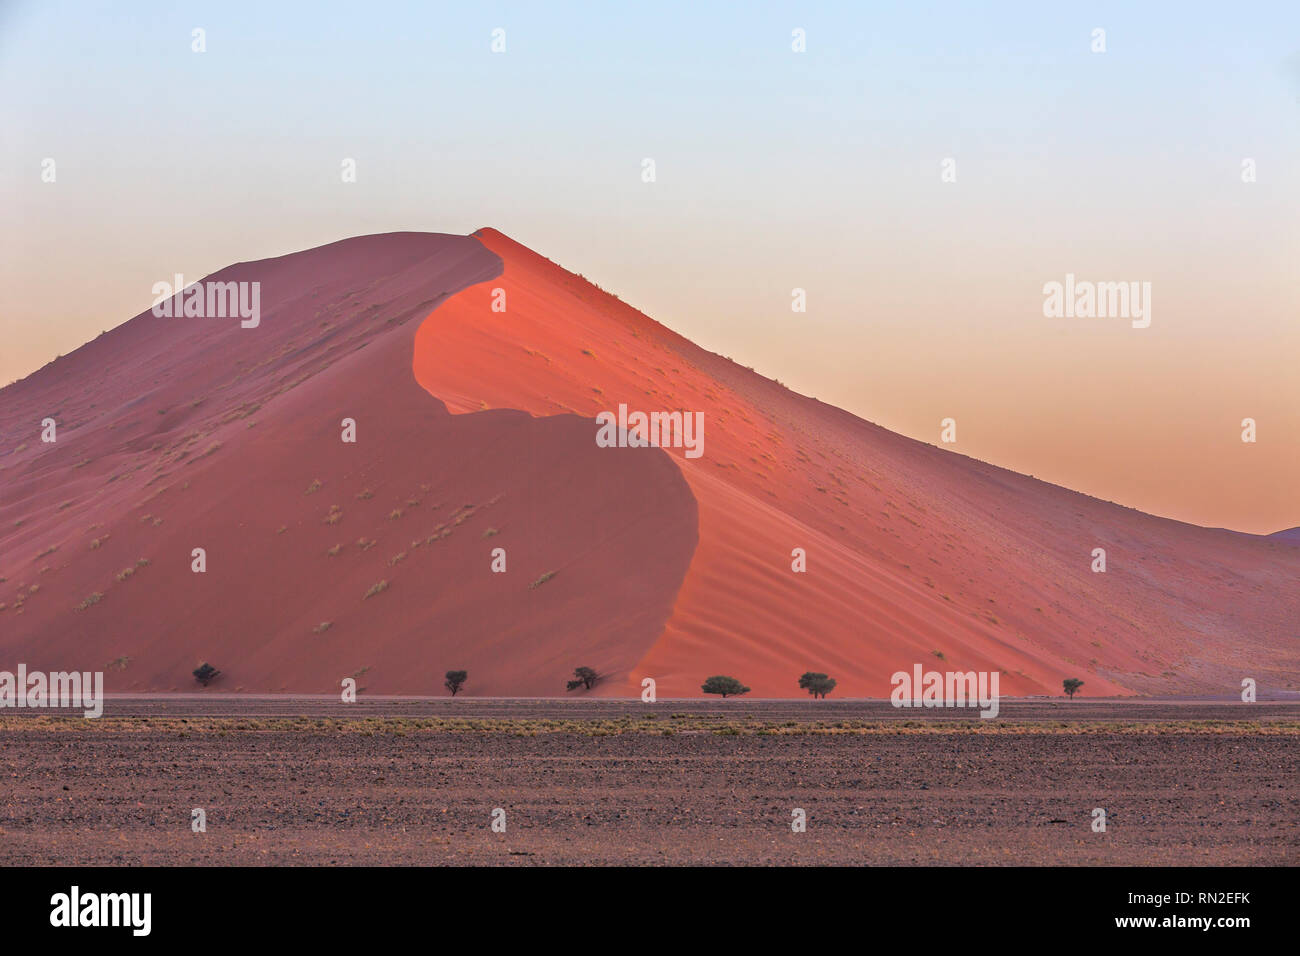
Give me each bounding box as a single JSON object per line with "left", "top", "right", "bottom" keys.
{"left": 1, "top": 230, "right": 1296, "bottom": 697}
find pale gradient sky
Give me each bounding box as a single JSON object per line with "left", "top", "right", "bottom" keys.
{"left": 2, "top": 1, "right": 1297, "bottom": 533}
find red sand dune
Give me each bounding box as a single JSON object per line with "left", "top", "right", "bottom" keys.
{"left": 1, "top": 229, "right": 1296, "bottom": 698}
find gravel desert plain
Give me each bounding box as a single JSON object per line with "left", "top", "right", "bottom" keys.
{"left": 1, "top": 697, "right": 1294, "bottom": 866}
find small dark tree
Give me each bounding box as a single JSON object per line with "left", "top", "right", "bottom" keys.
{"left": 444, "top": 670, "right": 468, "bottom": 696}
{"left": 566, "top": 666, "right": 599, "bottom": 691}
{"left": 1063, "top": 678, "right": 1084, "bottom": 699}
{"left": 701, "top": 675, "right": 750, "bottom": 698}
{"left": 798, "top": 672, "right": 837, "bottom": 699}
{"left": 193, "top": 663, "right": 220, "bottom": 686}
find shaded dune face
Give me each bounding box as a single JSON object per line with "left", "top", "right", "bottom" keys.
{"left": 0, "top": 233, "right": 698, "bottom": 695}
{"left": 414, "top": 229, "right": 1300, "bottom": 699}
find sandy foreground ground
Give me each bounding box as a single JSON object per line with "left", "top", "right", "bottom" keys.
{"left": 0, "top": 698, "right": 1295, "bottom": 866}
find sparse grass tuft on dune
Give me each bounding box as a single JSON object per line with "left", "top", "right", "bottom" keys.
{"left": 75, "top": 592, "right": 103, "bottom": 611}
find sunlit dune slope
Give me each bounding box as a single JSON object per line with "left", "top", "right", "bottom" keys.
{"left": 412, "top": 227, "right": 1299, "bottom": 698}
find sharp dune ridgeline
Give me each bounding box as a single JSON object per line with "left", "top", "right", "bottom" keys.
{"left": 2, "top": 229, "right": 1296, "bottom": 697}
